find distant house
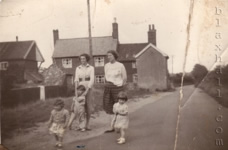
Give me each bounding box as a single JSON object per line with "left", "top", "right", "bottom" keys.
{"left": 52, "top": 20, "right": 169, "bottom": 91}
{"left": 0, "top": 39, "right": 45, "bottom": 84}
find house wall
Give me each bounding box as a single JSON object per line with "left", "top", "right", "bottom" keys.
{"left": 136, "top": 46, "right": 168, "bottom": 91}
{"left": 54, "top": 57, "right": 80, "bottom": 75}
{"left": 4, "top": 60, "right": 39, "bottom": 83}
{"left": 26, "top": 45, "right": 37, "bottom": 61}
{"left": 120, "top": 61, "right": 137, "bottom": 82}
{"left": 54, "top": 55, "right": 108, "bottom": 82}
{"left": 24, "top": 60, "right": 38, "bottom": 71}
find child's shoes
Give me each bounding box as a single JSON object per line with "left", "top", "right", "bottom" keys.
{"left": 55, "top": 142, "right": 59, "bottom": 147}
{"left": 57, "top": 143, "right": 63, "bottom": 148}
{"left": 117, "top": 138, "right": 125, "bottom": 144}
{"left": 81, "top": 128, "right": 86, "bottom": 132}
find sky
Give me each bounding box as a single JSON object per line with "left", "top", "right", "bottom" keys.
{"left": 0, "top": 0, "right": 227, "bottom": 73}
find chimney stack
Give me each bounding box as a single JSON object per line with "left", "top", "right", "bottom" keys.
{"left": 148, "top": 24, "right": 156, "bottom": 46}
{"left": 16, "top": 36, "right": 18, "bottom": 42}
{"left": 112, "top": 18, "right": 119, "bottom": 41}
{"left": 53, "top": 29, "right": 59, "bottom": 46}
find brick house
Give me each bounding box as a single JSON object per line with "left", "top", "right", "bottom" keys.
{"left": 52, "top": 21, "right": 169, "bottom": 91}
{"left": 0, "top": 39, "right": 44, "bottom": 84}
{"left": 52, "top": 29, "right": 118, "bottom": 85}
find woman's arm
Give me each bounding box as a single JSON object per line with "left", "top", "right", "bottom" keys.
{"left": 121, "top": 64, "right": 127, "bottom": 85}
{"left": 64, "top": 110, "right": 70, "bottom": 128}
{"left": 88, "top": 66, "right": 95, "bottom": 89}
{"left": 74, "top": 67, "right": 79, "bottom": 97}
{"left": 70, "top": 101, "right": 75, "bottom": 113}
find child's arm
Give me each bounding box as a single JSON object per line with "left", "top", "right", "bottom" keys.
{"left": 48, "top": 111, "right": 54, "bottom": 128}
{"left": 118, "top": 105, "right": 128, "bottom": 115}
{"left": 113, "top": 103, "right": 118, "bottom": 114}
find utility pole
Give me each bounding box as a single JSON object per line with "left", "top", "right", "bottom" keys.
{"left": 172, "top": 55, "right": 174, "bottom": 74}
{"left": 87, "top": 0, "right": 93, "bottom": 58}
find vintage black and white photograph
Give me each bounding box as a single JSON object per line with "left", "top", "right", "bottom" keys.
{"left": 0, "top": 0, "right": 228, "bottom": 150}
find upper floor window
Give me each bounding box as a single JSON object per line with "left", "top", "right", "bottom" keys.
{"left": 94, "top": 57, "right": 104, "bottom": 67}
{"left": 132, "top": 62, "right": 136, "bottom": 68}
{"left": 62, "top": 58, "right": 72, "bottom": 68}
{"left": 0, "top": 61, "right": 9, "bottom": 70}
{"left": 133, "top": 74, "right": 138, "bottom": 83}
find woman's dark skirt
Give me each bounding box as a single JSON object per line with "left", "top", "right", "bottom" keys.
{"left": 103, "top": 82, "right": 124, "bottom": 114}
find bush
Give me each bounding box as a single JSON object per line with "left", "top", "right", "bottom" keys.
{"left": 198, "top": 64, "right": 228, "bottom": 108}
{"left": 170, "top": 72, "right": 194, "bottom": 87}
{"left": 191, "top": 64, "right": 208, "bottom": 87}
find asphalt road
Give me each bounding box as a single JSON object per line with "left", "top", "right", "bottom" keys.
{"left": 59, "top": 86, "right": 228, "bottom": 150}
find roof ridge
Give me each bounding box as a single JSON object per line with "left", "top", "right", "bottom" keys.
{"left": 0, "top": 40, "right": 34, "bottom": 43}
{"left": 119, "top": 42, "right": 148, "bottom": 45}
{"left": 57, "top": 36, "right": 113, "bottom": 41}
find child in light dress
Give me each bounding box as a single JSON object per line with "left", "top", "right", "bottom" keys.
{"left": 68, "top": 85, "right": 87, "bottom": 131}
{"left": 48, "top": 99, "right": 69, "bottom": 148}
{"left": 111, "top": 91, "right": 129, "bottom": 144}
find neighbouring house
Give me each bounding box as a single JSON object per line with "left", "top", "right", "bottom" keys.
{"left": 0, "top": 38, "right": 45, "bottom": 85}
{"left": 118, "top": 24, "right": 169, "bottom": 91}
{"left": 52, "top": 20, "right": 169, "bottom": 91}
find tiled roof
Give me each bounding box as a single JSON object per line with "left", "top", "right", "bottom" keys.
{"left": 117, "top": 43, "right": 148, "bottom": 61}
{"left": 52, "top": 36, "right": 118, "bottom": 58}
{"left": 135, "top": 43, "right": 168, "bottom": 58}
{"left": 0, "top": 41, "right": 44, "bottom": 62}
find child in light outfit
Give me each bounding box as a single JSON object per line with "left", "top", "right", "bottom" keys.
{"left": 112, "top": 91, "right": 129, "bottom": 144}
{"left": 48, "top": 99, "right": 69, "bottom": 148}
{"left": 68, "top": 85, "right": 87, "bottom": 131}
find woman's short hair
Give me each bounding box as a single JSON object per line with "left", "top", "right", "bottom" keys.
{"left": 80, "top": 53, "right": 90, "bottom": 62}
{"left": 77, "top": 85, "right": 86, "bottom": 92}
{"left": 54, "top": 99, "right": 64, "bottom": 108}
{"left": 107, "top": 50, "right": 118, "bottom": 60}
{"left": 117, "top": 91, "right": 128, "bottom": 101}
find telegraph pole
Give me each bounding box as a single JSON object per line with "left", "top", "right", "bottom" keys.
{"left": 172, "top": 55, "right": 174, "bottom": 74}
{"left": 87, "top": 0, "right": 93, "bottom": 57}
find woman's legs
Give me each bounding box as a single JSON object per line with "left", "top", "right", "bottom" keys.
{"left": 85, "top": 89, "right": 94, "bottom": 130}
{"left": 54, "top": 134, "right": 59, "bottom": 142}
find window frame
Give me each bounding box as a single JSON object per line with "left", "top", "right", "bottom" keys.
{"left": 0, "top": 61, "right": 9, "bottom": 70}
{"left": 94, "top": 56, "right": 105, "bottom": 67}
{"left": 95, "top": 75, "right": 105, "bottom": 83}
{"left": 62, "top": 58, "right": 72, "bottom": 68}
{"left": 132, "top": 62, "right": 136, "bottom": 68}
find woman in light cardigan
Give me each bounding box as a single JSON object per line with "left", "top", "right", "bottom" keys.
{"left": 103, "top": 50, "right": 127, "bottom": 132}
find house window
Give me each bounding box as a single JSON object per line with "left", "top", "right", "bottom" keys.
{"left": 96, "top": 75, "right": 105, "bottom": 83}
{"left": 0, "top": 62, "right": 9, "bottom": 70}
{"left": 132, "top": 62, "right": 136, "bottom": 68}
{"left": 133, "top": 74, "right": 138, "bottom": 83}
{"left": 94, "top": 57, "right": 104, "bottom": 67}
{"left": 62, "top": 58, "right": 72, "bottom": 68}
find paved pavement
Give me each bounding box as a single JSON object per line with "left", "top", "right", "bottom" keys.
{"left": 56, "top": 86, "right": 228, "bottom": 150}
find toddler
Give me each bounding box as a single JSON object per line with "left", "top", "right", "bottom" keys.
{"left": 48, "top": 99, "right": 69, "bottom": 148}
{"left": 112, "top": 91, "right": 129, "bottom": 144}
{"left": 68, "top": 85, "right": 87, "bottom": 131}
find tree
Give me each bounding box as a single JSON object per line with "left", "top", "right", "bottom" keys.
{"left": 191, "top": 64, "right": 208, "bottom": 87}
